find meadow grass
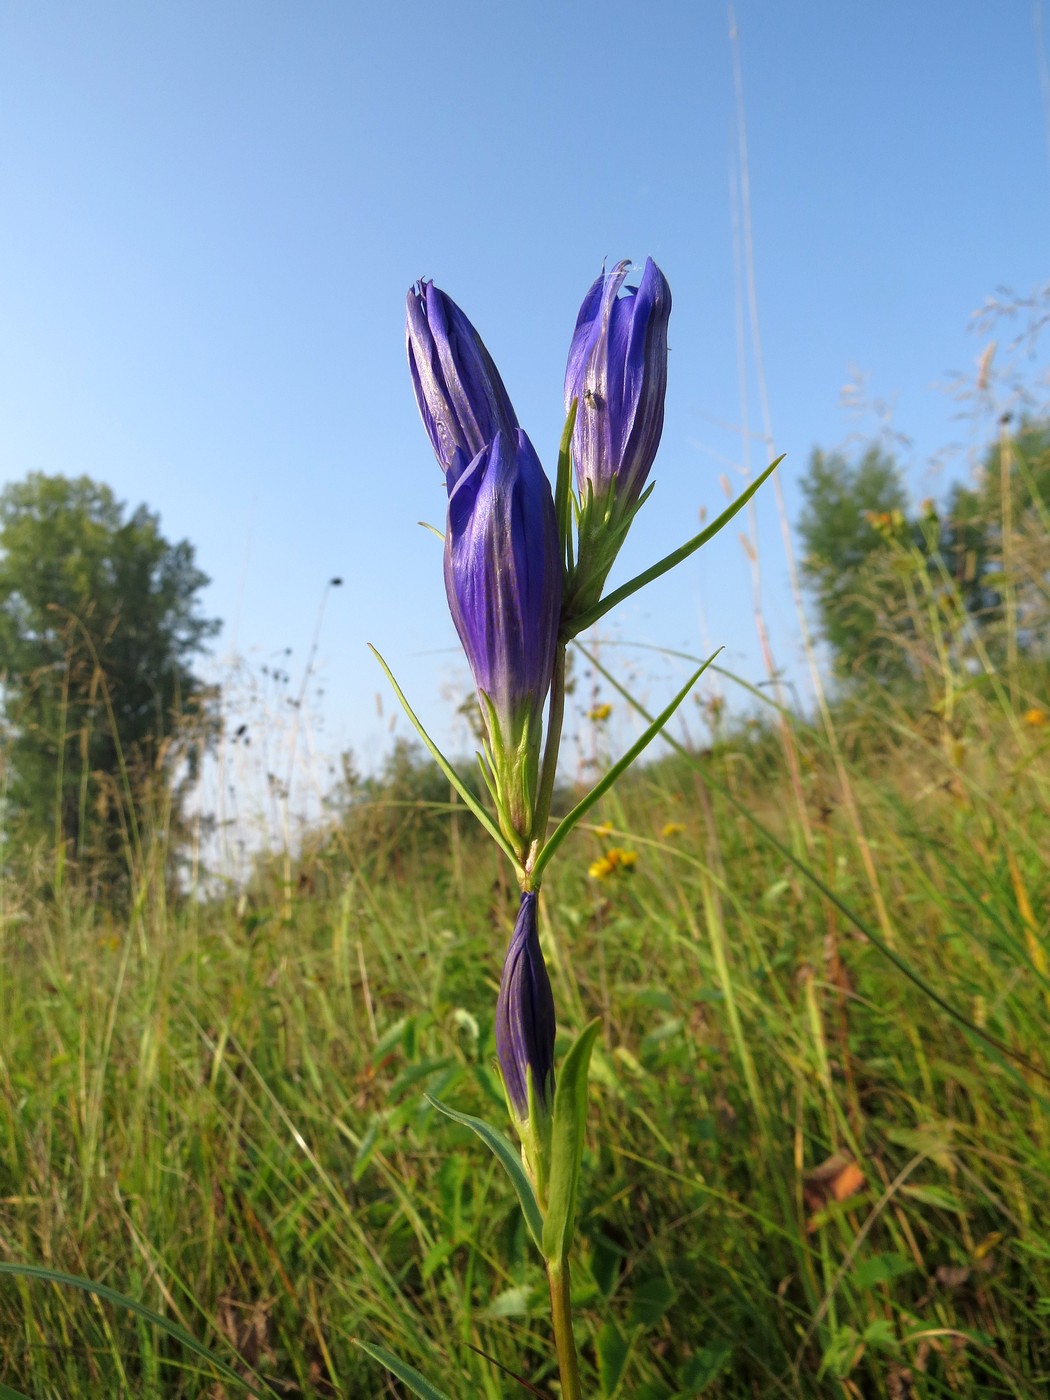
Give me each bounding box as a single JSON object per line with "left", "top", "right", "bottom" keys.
{"left": 1, "top": 656, "right": 1049, "bottom": 1398}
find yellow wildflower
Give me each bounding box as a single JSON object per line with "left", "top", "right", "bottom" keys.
{"left": 661, "top": 822, "right": 685, "bottom": 838}
{"left": 588, "top": 846, "right": 638, "bottom": 879}
{"left": 587, "top": 702, "right": 613, "bottom": 722}
{"left": 1023, "top": 707, "right": 1047, "bottom": 727}
{"left": 589, "top": 853, "right": 617, "bottom": 879}
{"left": 593, "top": 820, "right": 614, "bottom": 837}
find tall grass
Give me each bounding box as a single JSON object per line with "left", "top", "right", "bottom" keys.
{"left": 1, "top": 552, "right": 1049, "bottom": 1398}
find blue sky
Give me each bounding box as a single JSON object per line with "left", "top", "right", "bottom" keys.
{"left": 2, "top": 2, "right": 1048, "bottom": 829}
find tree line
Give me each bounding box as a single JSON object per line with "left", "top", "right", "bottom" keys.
{"left": 797, "top": 420, "right": 1050, "bottom": 687}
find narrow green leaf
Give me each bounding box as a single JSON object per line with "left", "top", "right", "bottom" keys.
{"left": 368, "top": 645, "right": 523, "bottom": 875}
{"left": 531, "top": 654, "right": 718, "bottom": 884}
{"left": 567, "top": 455, "right": 784, "bottom": 635}
{"left": 426, "top": 1095, "right": 544, "bottom": 1253}
{"left": 0, "top": 1261, "right": 275, "bottom": 1397}
{"left": 555, "top": 399, "right": 578, "bottom": 572}
{"left": 0, "top": 1384, "right": 31, "bottom": 1400}
{"left": 543, "top": 1019, "right": 601, "bottom": 1261}
{"left": 351, "top": 1339, "right": 454, "bottom": 1400}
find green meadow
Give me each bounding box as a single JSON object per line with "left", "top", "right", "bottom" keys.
{"left": 1, "top": 626, "right": 1048, "bottom": 1398}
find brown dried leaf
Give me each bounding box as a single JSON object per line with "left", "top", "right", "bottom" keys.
{"left": 803, "top": 1152, "right": 866, "bottom": 1215}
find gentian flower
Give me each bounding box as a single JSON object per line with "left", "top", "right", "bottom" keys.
{"left": 444, "top": 428, "right": 561, "bottom": 849}
{"left": 496, "top": 891, "right": 556, "bottom": 1121}
{"left": 566, "top": 257, "right": 671, "bottom": 507}
{"left": 406, "top": 280, "right": 519, "bottom": 481}
{"left": 562, "top": 258, "right": 671, "bottom": 621}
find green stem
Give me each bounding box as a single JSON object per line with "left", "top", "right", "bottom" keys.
{"left": 547, "top": 1255, "right": 583, "bottom": 1400}
{"left": 526, "top": 641, "right": 567, "bottom": 886}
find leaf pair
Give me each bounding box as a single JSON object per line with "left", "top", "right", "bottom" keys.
{"left": 428, "top": 1017, "right": 601, "bottom": 1264}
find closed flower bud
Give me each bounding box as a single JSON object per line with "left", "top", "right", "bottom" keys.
{"left": 406, "top": 280, "right": 519, "bottom": 481}
{"left": 566, "top": 257, "right": 671, "bottom": 507}
{"left": 495, "top": 891, "right": 556, "bottom": 1121}
{"left": 563, "top": 258, "right": 671, "bottom": 620}
{"left": 444, "top": 429, "right": 562, "bottom": 849}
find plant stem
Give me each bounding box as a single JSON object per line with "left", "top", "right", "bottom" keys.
{"left": 547, "top": 1255, "right": 583, "bottom": 1400}
{"left": 527, "top": 641, "right": 567, "bottom": 885}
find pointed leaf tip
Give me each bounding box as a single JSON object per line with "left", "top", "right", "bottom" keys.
{"left": 352, "top": 1339, "right": 454, "bottom": 1400}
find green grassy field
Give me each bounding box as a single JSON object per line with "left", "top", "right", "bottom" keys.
{"left": 1, "top": 651, "right": 1048, "bottom": 1399}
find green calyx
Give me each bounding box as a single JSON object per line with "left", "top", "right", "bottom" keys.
{"left": 499, "top": 1062, "right": 555, "bottom": 1211}
{"left": 561, "top": 481, "right": 652, "bottom": 634}
{"left": 477, "top": 692, "right": 545, "bottom": 861}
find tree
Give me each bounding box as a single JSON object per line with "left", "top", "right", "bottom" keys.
{"left": 0, "top": 473, "right": 220, "bottom": 874}
{"left": 949, "top": 421, "right": 1050, "bottom": 648}
{"left": 797, "top": 445, "right": 913, "bottom": 682}
{"left": 798, "top": 423, "right": 1050, "bottom": 687}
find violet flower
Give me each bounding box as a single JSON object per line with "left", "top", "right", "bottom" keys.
{"left": 495, "top": 891, "right": 556, "bottom": 1119}
{"left": 406, "top": 280, "right": 519, "bottom": 482}
{"left": 565, "top": 257, "right": 671, "bottom": 511}
{"left": 444, "top": 428, "right": 561, "bottom": 847}
{"left": 562, "top": 259, "right": 671, "bottom": 623}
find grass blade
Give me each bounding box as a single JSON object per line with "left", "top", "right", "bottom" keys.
{"left": 0, "top": 1261, "right": 277, "bottom": 1397}
{"left": 352, "top": 1339, "right": 454, "bottom": 1400}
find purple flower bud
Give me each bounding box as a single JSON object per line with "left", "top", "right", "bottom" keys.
{"left": 406, "top": 280, "right": 519, "bottom": 481}
{"left": 564, "top": 258, "right": 671, "bottom": 512}
{"left": 444, "top": 429, "right": 562, "bottom": 844}
{"left": 496, "top": 891, "right": 556, "bottom": 1119}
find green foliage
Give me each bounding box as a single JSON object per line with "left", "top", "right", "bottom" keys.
{"left": 316, "top": 736, "right": 492, "bottom": 893}
{"left": 2, "top": 429, "right": 1050, "bottom": 1397}
{"left": 2, "top": 660, "right": 1049, "bottom": 1396}
{"left": 0, "top": 473, "right": 219, "bottom": 877}
{"left": 799, "top": 422, "right": 1050, "bottom": 686}
{"left": 944, "top": 419, "right": 1050, "bottom": 658}
{"left": 797, "top": 444, "right": 912, "bottom": 682}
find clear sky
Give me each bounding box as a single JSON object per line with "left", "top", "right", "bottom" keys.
{"left": 2, "top": 2, "right": 1048, "bottom": 835}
